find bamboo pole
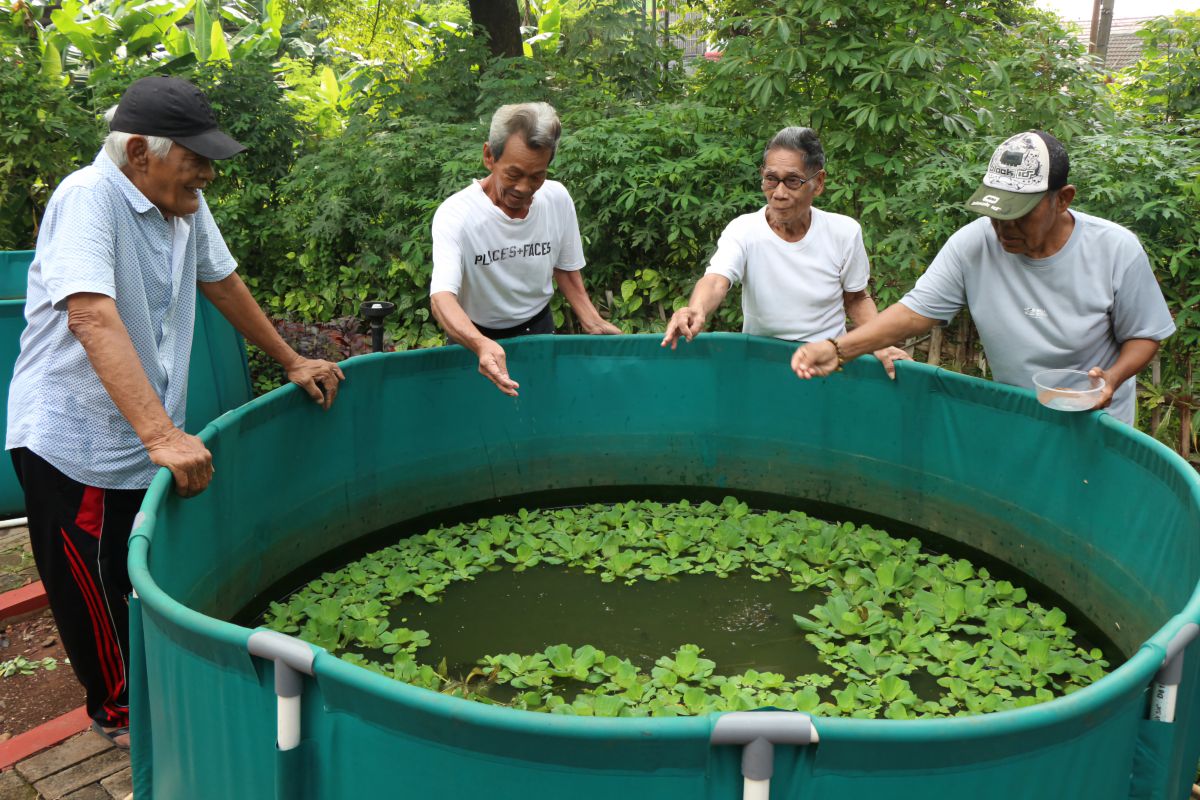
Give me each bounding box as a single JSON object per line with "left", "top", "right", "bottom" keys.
{"left": 927, "top": 326, "right": 943, "bottom": 367}
{"left": 1095, "top": 0, "right": 1116, "bottom": 64}
{"left": 1182, "top": 361, "right": 1194, "bottom": 461}
{"left": 1088, "top": 0, "right": 1101, "bottom": 54}
{"left": 955, "top": 316, "right": 969, "bottom": 369}
{"left": 1151, "top": 355, "right": 1162, "bottom": 432}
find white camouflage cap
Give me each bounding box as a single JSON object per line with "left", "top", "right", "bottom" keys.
{"left": 965, "top": 131, "right": 1067, "bottom": 221}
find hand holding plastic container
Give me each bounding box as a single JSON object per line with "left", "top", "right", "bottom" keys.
{"left": 1033, "top": 369, "right": 1106, "bottom": 412}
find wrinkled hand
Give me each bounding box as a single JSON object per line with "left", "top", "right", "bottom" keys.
{"left": 1088, "top": 366, "right": 1116, "bottom": 410}
{"left": 872, "top": 346, "right": 911, "bottom": 380}
{"left": 661, "top": 307, "right": 706, "bottom": 350}
{"left": 478, "top": 339, "right": 519, "bottom": 397}
{"left": 791, "top": 340, "right": 840, "bottom": 379}
{"left": 145, "top": 427, "right": 213, "bottom": 498}
{"left": 287, "top": 358, "right": 346, "bottom": 411}
{"left": 582, "top": 318, "right": 622, "bottom": 335}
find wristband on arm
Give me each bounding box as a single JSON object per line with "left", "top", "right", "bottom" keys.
{"left": 826, "top": 338, "right": 846, "bottom": 371}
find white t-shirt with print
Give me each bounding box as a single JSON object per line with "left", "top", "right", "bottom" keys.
{"left": 430, "top": 180, "right": 585, "bottom": 329}
{"left": 705, "top": 206, "right": 870, "bottom": 342}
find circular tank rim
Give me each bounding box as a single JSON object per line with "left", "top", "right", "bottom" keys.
{"left": 127, "top": 515, "right": 1186, "bottom": 742}
{"left": 128, "top": 337, "right": 1200, "bottom": 743}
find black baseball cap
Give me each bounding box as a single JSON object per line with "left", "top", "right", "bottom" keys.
{"left": 110, "top": 76, "right": 246, "bottom": 160}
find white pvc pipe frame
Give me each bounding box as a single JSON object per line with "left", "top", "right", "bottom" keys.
{"left": 277, "top": 695, "right": 302, "bottom": 750}
{"left": 243, "top": 639, "right": 824, "bottom": 799}
{"left": 1148, "top": 622, "right": 1199, "bottom": 724}
{"left": 247, "top": 631, "right": 315, "bottom": 752}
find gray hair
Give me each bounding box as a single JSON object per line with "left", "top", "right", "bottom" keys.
{"left": 488, "top": 102, "right": 562, "bottom": 162}
{"left": 762, "top": 126, "right": 825, "bottom": 172}
{"left": 102, "top": 105, "right": 173, "bottom": 167}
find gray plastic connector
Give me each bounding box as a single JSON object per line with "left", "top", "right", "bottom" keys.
{"left": 1156, "top": 622, "right": 1199, "bottom": 686}
{"left": 248, "top": 630, "right": 316, "bottom": 697}
{"left": 711, "top": 711, "right": 819, "bottom": 780}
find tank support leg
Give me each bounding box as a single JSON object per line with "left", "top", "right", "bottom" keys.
{"left": 248, "top": 629, "right": 318, "bottom": 800}
{"left": 711, "top": 711, "right": 819, "bottom": 800}
{"left": 1149, "top": 621, "right": 1199, "bottom": 722}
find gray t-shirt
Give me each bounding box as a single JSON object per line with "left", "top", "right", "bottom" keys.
{"left": 900, "top": 211, "right": 1175, "bottom": 425}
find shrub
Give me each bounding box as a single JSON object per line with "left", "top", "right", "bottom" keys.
{"left": 0, "top": 38, "right": 99, "bottom": 250}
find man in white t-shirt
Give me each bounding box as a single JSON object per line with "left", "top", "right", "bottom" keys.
{"left": 791, "top": 130, "right": 1176, "bottom": 425}
{"left": 661, "top": 126, "right": 908, "bottom": 376}
{"left": 430, "top": 102, "right": 619, "bottom": 396}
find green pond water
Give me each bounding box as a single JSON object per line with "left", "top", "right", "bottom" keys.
{"left": 364, "top": 566, "right": 827, "bottom": 679}
{"left": 238, "top": 486, "right": 1123, "bottom": 691}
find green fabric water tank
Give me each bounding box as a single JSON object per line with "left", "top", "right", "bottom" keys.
{"left": 128, "top": 336, "right": 1200, "bottom": 800}
{"left": 0, "top": 250, "right": 252, "bottom": 516}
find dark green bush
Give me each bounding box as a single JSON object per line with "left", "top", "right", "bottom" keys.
{"left": 0, "top": 39, "right": 100, "bottom": 250}
{"left": 188, "top": 58, "right": 313, "bottom": 273}
{"left": 270, "top": 115, "right": 481, "bottom": 347}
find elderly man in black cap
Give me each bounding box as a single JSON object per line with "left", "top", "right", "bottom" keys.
{"left": 5, "top": 76, "right": 345, "bottom": 749}
{"left": 790, "top": 130, "right": 1175, "bottom": 425}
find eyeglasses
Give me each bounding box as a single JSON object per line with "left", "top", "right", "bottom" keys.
{"left": 761, "top": 170, "right": 822, "bottom": 191}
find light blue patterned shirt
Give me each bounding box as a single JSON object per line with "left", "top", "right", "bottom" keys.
{"left": 6, "top": 150, "right": 237, "bottom": 488}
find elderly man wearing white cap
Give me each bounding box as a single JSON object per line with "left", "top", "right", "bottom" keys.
{"left": 789, "top": 130, "right": 1175, "bottom": 426}
{"left": 6, "top": 76, "right": 345, "bottom": 749}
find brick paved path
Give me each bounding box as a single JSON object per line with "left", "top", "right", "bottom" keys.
{"left": 0, "top": 731, "right": 131, "bottom": 799}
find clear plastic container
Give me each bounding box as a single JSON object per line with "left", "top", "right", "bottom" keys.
{"left": 1033, "top": 369, "right": 1105, "bottom": 412}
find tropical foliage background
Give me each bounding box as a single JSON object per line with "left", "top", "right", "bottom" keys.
{"left": 1, "top": 0, "right": 1197, "bottom": 460}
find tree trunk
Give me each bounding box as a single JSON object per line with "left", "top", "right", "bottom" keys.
{"left": 467, "top": 0, "right": 523, "bottom": 58}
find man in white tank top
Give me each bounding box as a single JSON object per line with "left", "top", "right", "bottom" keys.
{"left": 430, "top": 103, "right": 619, "bottom": 397}
{"left": 791, "top": 130, "right": 1175, "bottom": 426}
{"left": 660, "top": 126, "right": 908, "bottom": 376}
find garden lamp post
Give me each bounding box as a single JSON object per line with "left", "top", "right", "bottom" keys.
{"left": 360, "top": 300, "right": 396, "bottom": 353}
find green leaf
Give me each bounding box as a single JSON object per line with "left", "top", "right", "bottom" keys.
{"left": 208, "top": 19, "right": 233, "bottom": 63}
{"left": 192, "top": 0, "right": 213, "bottom": 61}
{"left": 318, "top": 67, "right": 340, "bottom": 107}
{"left": 40, "top": 40, "right": 62, "bottom": 80}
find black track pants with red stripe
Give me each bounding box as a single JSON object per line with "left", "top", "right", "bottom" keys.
{"left": 10, "top": 448, "right": 145, "bottom": 729}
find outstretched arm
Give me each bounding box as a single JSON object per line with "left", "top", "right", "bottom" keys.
{"left": 200, "top": 273, "right": 345, "bottom": 410}
{"left": 793, "top": 302, "right": 938, "bottom": 379}
{"left": 554, "top": 269, "right": 620, "bottom": 334}
{"left": 661, "top": 274, "right": 732, "bottom": 350}
{"left": 430, "top": 290, "right": 520, "bottom": 397}
{"left": 843, "top": 289, "right": 911, "bottom": 379}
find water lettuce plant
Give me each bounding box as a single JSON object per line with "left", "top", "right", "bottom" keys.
{"left": 262, "top": 498, "right": 1110, "bottom": 718}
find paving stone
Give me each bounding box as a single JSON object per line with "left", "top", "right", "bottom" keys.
{"left": 0, "top": 769, "right": 38, "bottom": 800}
{"left": 31, "top": 751, "right": 128, "bottom": 800}
{"left": 15, "top": 734, "right": 109, "bottom": 783}
{"left": 99, "top": 767, "right": 131, "bottom": 799}
{"left": 0, "top": 527, "right": 30, "bottom": 550}
{"left": 62, "top": 785, "right": 110, "bottom": 800}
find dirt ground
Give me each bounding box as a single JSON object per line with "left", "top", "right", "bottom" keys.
{"left": 1, "top": 525, "right": 87, "bottom": 739}
{"left": 0, "top": 607, "right": 85, "bottom": 737}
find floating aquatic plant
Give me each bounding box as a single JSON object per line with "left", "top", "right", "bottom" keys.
{"left": 262, "top": 498, "right": 1109, "bottom": 718}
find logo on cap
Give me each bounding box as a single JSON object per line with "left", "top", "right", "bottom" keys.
{"left": 982, "top": 133, "right": 1050, "bottom": 194}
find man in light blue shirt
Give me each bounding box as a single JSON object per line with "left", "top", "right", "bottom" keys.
{"left": 6, "top": 76, "right": 345, "bottom": 749}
